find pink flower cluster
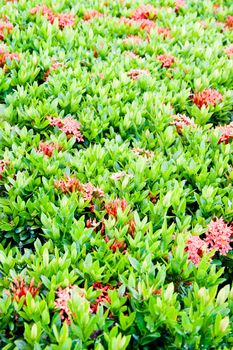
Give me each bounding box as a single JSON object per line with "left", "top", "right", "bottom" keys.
{"left": 185, "top": 235, "right": 207, "bottom": 266}
{"left": 54, "top": 286, "right": 86, "bottom": 324}
{"left": 224, "top": 45, "right": 233, "bottom": 58}
{"left": 128, "top": 68, "right": 150, "bottom": 80}
{"left": 132, "top": 147, "right": 154, "bottom": 158}
{"left": 47, "top": 116, "right": 84, "bottom": 142}
{"left": 156, "top": 26, "right": 172, "bottom": 38}
{"left": 123, "top": 35, "right": 145, "bottom": 45}
{"left": 0, "top": 46, "right": 20, "bottom": 67}
{"left": 38, "top": 142, "right": 62, "bottom": 157}
{"left": 30, "top": 5, "right": 75, "bottom": 29}
{"left": 110, "top": 171, "right": 126, "bottom": 181}
{"left": 174, "top": 0, "right": 186, "bottom": 12}
{"left": 105, "top": 198, "right": 128, "bottom": 218}
{"left": 83, "top": 10, "right": 104, "bottom": 21}
{"left": 131, "top": 4, "right": 158, "bottom": 20}
{"left": 0, "top": 160, "right": 9, "bottom": 179}
{"left": 124, "top": 51, "right": 138, "bottom": 59}
{"left": 0, "top": 18, "right": 14, "bottom": 41}
{"left": 54, "top": 175, "right": 104, "bottom": 201}
{"left": 205, "top": 218, "right": 232, "bottom": 255}
{"left": 44, "top": 59, "right": 64, "bottom": 80}
{"left": 192, "top": 88, "right": 223, "bottom": 108}
{"left": 157, "top": 54, "right": 175, "bottom": 68}
{"left": 186, "top": 217, "right": 232, "bottom": 265}
{"left": 216, "top": 122, "right": 233, "bottom": 144}
{"left": 171, "top": 114, "right": 196, "bottom": 133}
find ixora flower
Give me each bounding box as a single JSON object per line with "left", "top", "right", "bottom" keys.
{"left": 185, "top": 235, "right": 208, "bottom": 266}
{"left": 157, "top": 54, "right": 176, "bottom": 68}
{"left": 132, "top": 147, "right": 154, "bottom": 158}
{"left": 0, "top": 18, "right": 14, "bottom": 41}
{"left": 54, "top": 286, "right": 87, "bottom": 324}
{"left": 156, "top": 27, "right": 172, "bottom": 39}
{"left": 225, "top": 16, "right": 233, "bottom": 29}
{"left": 123, "top": 35, "right": 145, "bottom": 45}
{"left": 130, "top": 4, "right": 157, "bottom": 20}
{"left": 0, "top": 47, "right": 20, "bottom": 67}
{"left": 30, "top": 5, "right": 54, "bottom": 22}
{"left": 110, "top": 171, "right": 127, "bottom": 180}
{"left": 124, "top": 51, "right": 139, "bottom": 59}
{"left": 83, "top": 10, "right": 104, "bottom": 21}
{"left": 105, "top": 198, "right": 128, "bottom": 218}
{"left": 192, "top": 88, "right": 223, "bottom": 108}
{"left": 8, "top": 278, "right": 41, "bottom": 304}
{"left": 204, "top": 217, "right": 232, "bottom": 255}
{"left": 128, "top": 68, "right": 150, "bottom": 80}
{"left": 216, "top": 123, "right": 233, "bottom": 144}
{"left": 47, "top": 116, "right": 84, "bottom": 142}
{"left": 174, "top": 0, "right": 186, "bottom": 12}
{"left": 90, "top": 282, "right": 112, "bottom": 314}
{"left": 44, "top": 59, "right": 64, "bottom": 80}
{"left": 54, "top": 175, "right": 104, "bottom": 200}
{"left": 106, "top": 237, "right": 127, "bottom": 253}
{"left": 38, "top": 142, "right": 62, "bottom": 157}
{"left": 224, "top": 45, "right": 233, "bottom": 58}
{"left": 30, "top": 5, "right": 75, "bottom": 29}
{"left": 0, "top": 159, "right": 9, "bottom": 179}
{"left": 171, "top": 114, "right": 196, "bottom": 133}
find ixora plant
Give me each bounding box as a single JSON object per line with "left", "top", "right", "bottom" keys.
{"left": 0, "top": 0, "right": 233, "bottom": 348}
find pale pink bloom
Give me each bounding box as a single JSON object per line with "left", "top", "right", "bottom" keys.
{"left": 171, "top": 114, "right": 196, "bottom": 133}
{"left": 123, "top": 35, "right": 145, "bottom": 45}
{"left": 157, "top": 54, "right": 175, "bottom": 68}
{"left": 128, "top": 68, "right": 150, "bottom": 80}
{"left": 0, "top": 160, "right": 10, "bottom": 179}
{"left": 216, "top": 122, "right": 233, "bottom": 144}
{"left": 110, "top": 171, "right": 126, "bottom": 180}
{"left": 132, "top": 147, "right": 154, "bottom": 158}
{"left": 124, "top": 51, "right": 138, "bottom": 59}
{"left": 224, "top": 45, "right": 233, "bottom": 58}
{"left": 47, "top": 116, "right": 84, "bottom": 142}
{"left": 55, "top": 285, "right": 87, "bottom": 324}
{"left": 174, "top": 0, "right": 186, "bottom": 12}
{"left": 82, "top": 182, "right": 105, "bottom": 200}
{"left": 205, "top": 217, "right": 232, "bottom": 255}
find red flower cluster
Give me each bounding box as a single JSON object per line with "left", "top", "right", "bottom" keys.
{"left": 44, "top": 59, "right": 64, "bottom": 80}
{"left": 171, "top": 114, "right": 196, "bottom": 133}
{"left": 30, "top": 5, "right": 75, "bottom": 29}
{"left": 38, "top": 142, "right": 62, "bottom": 157}
{"left": 105, "top": 198, "right": 128, "bottom": 218}
{"left": 120, "top": 16, "right": 156, "bottom": 33}
{"left": 157, "top": 54, "right": 175, "bottom": 68}
{"left": 54, "top": 175, "right": 104, "bottom": 201}
{"left": 225, "top": 16, "right": 233, "bottom": 29}
{"left": 130, "top": 4, "right": 157, "bottom": 20}
{"left": 10, "top": 278, "right": 41, "bottom": 304}
{"left": 108, "top": 238, "right": 127, "bottom": 253}
{"left": 192, "top": 88, "right": 223, "bottom": 108}
{"left": 224, "top": 45, "right": 233, "bottom": 58}
{"left": 174, "top": 0, "right": 186, "bottom": 12}
{"left": 47, "top": 116, "right": 84, "bottom": 142}
{"left": 83, "top": 10, "right": 104, "bottom": 21}
{"left": 132, "top": 147, "right": 154, "bottom": 158}
{"left": 216, "top": 122, "right": 233, "bottom": 144}
{"left": 54, "top": 285, "right": 86, "bottom": 324}
{"left": 0, "top": 47, "right": 20, "bottom": 67}
{"left": 128, "top": 68, "right": 150, "bottom": 80}
{"left": 186, "top": 217, "right": 232, "bottom": 265}
{"left": 205, "top": 218, "right": 232, "bottom": 255}
{"left": 0, "top": 159, "right": 9, "bottom": 179}
{"left": 90, "top": 282, "right": 112, "bottom": 313}
{"left": 0, "top": 18, "right": 13, "bottom": 41}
